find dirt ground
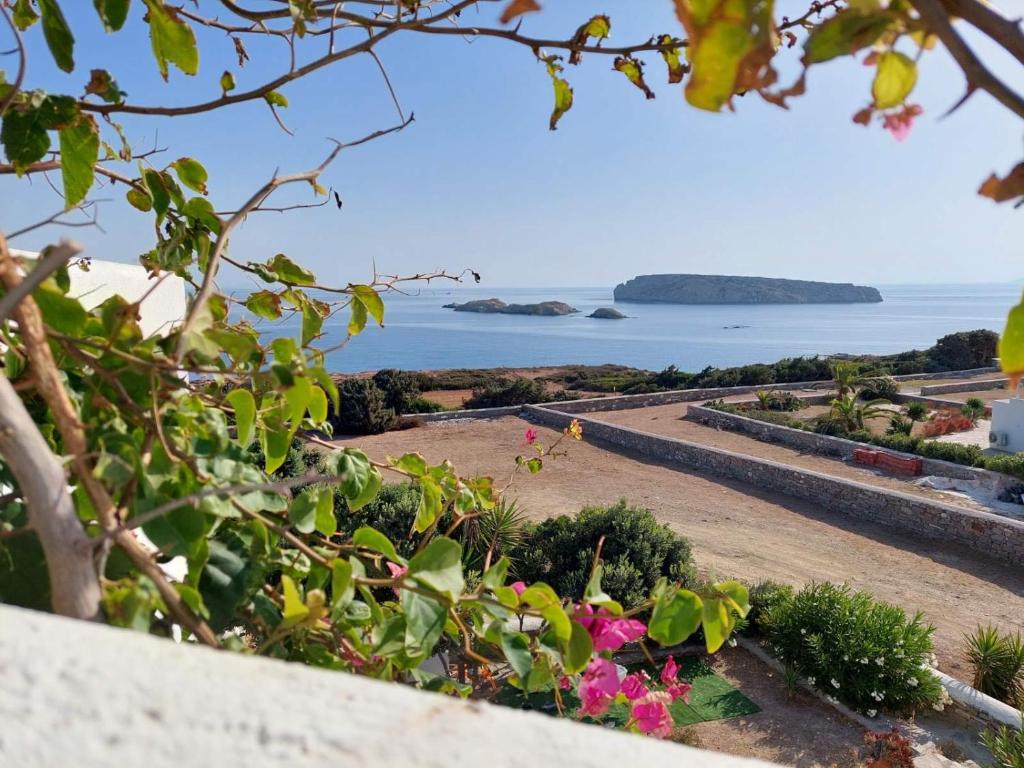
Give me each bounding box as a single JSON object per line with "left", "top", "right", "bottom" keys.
{"left": 589, "top": 403, "right": 989, "bottom": 510}
{"left": 334, "top": 416, "right": 1024, "bottom": 684}
{"left": 688, "top": 646, "right": 864, "bottom": 768}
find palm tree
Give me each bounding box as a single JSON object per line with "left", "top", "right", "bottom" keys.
{"left": 905, "top": 402, "right": 928, "bottom": 423}
{"left": 829, "top": 394, "right": 891, "bottom": 433}
{"left": 887, "top": 415, "right": 913, "bottom": 436}
{"left": 755, "top": 390, "right": 771, "bottom": 411}
{"left": 831, "top": 361, "right": 861, "bottom": 399}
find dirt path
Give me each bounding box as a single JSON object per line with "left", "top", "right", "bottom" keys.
{"left": 589, "top": 403, "right": 995, "bottom": 511}
{"left": 335, "top": 416, "right": 1024, "bottom": 684}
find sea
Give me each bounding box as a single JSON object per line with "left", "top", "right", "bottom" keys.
{"left": 259, "top": 284, "right": 1022, "bottom": 374}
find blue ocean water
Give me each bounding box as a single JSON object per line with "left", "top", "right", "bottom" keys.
{"left": 260, "top": 284, "right": 1021, "bottom": 373}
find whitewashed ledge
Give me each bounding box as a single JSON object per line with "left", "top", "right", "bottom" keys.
{"left": 0, "top": 605, "right": 781, "bottom": 768}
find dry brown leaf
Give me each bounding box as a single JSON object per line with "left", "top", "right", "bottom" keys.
{"left": 500, "top": 0, "right": 541, "bottom": 25}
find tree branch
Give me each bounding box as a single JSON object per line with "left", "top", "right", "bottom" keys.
{"left": 0, "top": 240, "right": 82, "bottom": 324}
{"left": 939, "top": 0, "right": 1024, "bottom": 68}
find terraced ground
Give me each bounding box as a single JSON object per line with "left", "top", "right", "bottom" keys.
{"left": 334, "top": 414, "right": 1024, "bottom": 684}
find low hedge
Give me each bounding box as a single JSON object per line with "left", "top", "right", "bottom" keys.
{"left": 762, "top": 582, "right": 943, "bottom": 714}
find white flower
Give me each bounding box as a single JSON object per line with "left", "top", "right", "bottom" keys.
{"left": 908, "top": 677, "right": 918, "bottom": 687}
{"left": 895, "top": 651, "right": 904, "bottom": 659}
{"left": 807, "top": 676, "right": 816, "bottom": 686}
{"left": 875, "top": 656, "right": 885, "bottom": 666}
{"left": 800, "top": 628, "right": 807, "bottom": 635}
{"left": 826, "top": 695, "right": 837, "bottom": 704}
{"left": 728, "top": 638, "right": 737, "bottom": 647}
{"left": 860, "top": 657, "right": 869, "bottom": 665}
{"left": 867, "top": 709, "right": 878, "bottom": 718}
{"left": 896, "top": 639, "right": 903, "bottom": 646}
{"left": 831, "top": 679, "right": 840, "bottom": 688}
{"left": 843, "top": 655, "right": 849, "bottom": 662}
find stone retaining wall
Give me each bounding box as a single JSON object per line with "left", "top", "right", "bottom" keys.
{"left": 685, "top": 404, "right": 995, "bottom": 483}
{"left": 524, "top": 405, "right": 1024, "bottom": 565}
{"left": 400, "top": 405, "right": 523, "bottom": 423}
{"left": 920, "top": 378, "right": 1008, "bottom": 396}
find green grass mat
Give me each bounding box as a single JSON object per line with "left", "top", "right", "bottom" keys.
{"left": 494, "top": 657, "right": 760, "bottom": 726}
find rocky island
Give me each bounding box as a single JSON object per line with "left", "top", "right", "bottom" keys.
{"left": 588, "top": 307, "right": 627, "bottom": 319}
{"left": 444, "top": 298, "right": 578, "bottom": 316}
{"left": 613, "top": 274, "right": 882, "bottom": 305}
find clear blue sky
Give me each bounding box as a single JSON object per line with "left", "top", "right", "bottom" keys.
{"left": 3, "top": 1, "right": 1023, "bottom": 288}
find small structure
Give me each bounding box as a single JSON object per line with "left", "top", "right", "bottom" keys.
{"left": 989, "top": 382, "right": 1024, "bottom": 453}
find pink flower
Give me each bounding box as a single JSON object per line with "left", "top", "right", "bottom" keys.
{"left": 509, "top": 581, "right": 527, "bottom": 597}
{"left": 578, "top": 657, "right": 620, "bottom": 717}
{"left": 667, "top": 682, "right": 692, "bottom": 703}
{"left": 882, "top": 104, "right": 922, "bottom": 142}
{"left": 559, "top": 675, "right": 573, "bottom": 691}
{"left": 631, "top": 691, "right": 674, "bottom": 738}
{"left": 660, "top": 656, "right": 679, "bottom": 684}
{"left": 575, "top": 604, "right": 647, "bottom": 653}
{"left": 621, "top": 672, "right": 651, "bottom": 701}
{"left": 524, "top": 428, "right": 538, "bottom": 445}
{"left": 386, "top": 561, "right": 407, "bottom": 597}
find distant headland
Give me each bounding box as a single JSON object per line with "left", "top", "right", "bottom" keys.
{"left": 443, "top": 298, "right": 578, "bottom": 316}
{"left": 613, "top": 274, "right": 883, "bottom": 305}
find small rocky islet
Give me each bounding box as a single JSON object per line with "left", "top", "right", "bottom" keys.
{"left": 443, "top": 298, "right": 578, "bottom": 316}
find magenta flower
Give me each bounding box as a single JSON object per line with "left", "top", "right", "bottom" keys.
{"left": 621, "top": 672, "right": 651, "bottom": 701}
{"left": 667, "top": 682, "right": 692, "bottom": 703}
{"left": 386, "top": 561, "right": 408, "bottom": 597}
{"left": 631, "top": 691, "right": 674, "bottom": 738}
{"left": 882, "top": 104, "right": 923, "bottom": 142}
{"left": 559, "top": 675, "right": 573, "bottom": 691}
{"left": 509, "top": 580, "right": 527, "bottom": 597}
{"left": 660, "top": 655, "right": 679, "bottom": 684}
{"left": 575, "top": 604, "right": 647, "bottom": 652}
{"left": 524, "top": 428, "right": 538, "bottom": 445}
{"left": 578, "top": 657, "right": 620, "bottom": 717}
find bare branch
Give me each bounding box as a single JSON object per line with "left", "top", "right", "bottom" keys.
{"left": 0, "top": 5, "right": 25, "bottom": 119}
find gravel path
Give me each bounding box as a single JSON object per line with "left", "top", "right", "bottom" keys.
{"left": 335, "top": 416, "right": 1024, "bottom": 683}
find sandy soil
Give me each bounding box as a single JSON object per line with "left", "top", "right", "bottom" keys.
{"left": 589, "top": 404, "right": 986, "bottom": 509}
{"left": 334, "top": 416, "right": 1024, "bottom": 684}
{"left": 688, "top": 647, "right": 864, "bottom": 768}
{"left": 421, "top": 389, "right": 473, "bottom": 408}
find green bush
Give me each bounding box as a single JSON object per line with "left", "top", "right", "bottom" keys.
{"left": 916, "top": 440, "right": 986, "bottom": 467}
{"left": 869, "top": 433, "right": 921, "bottom": 454}
{"left": 886, "top": 415, "right": 913, "bottom": 436}
{"left": 334, "top": 483, "right": 447, "bottom": 559}
{"left": 762, "top": 582, "right": 942, "bottom": 714}
{"left": 511, "top": 500, "right": 696, "bottom": 608}
{"left": 927, "top": 330, "right": 998, "bottom": 371}
{"left": 906, "top": 402, "right": 928, "bottom": 422}
{"left": 464, "top": 378, "right": 549, "bottom": 408}
{"left": 964, "top": 625, "right": 1024, "bottom": 707}
{"left": 962, "top": 397, "right": 987, "bottom": 422}
{"left": 985, "top": 453, "right": 1024, "bottom": 481}
{"left": 405, "top": 396, "right": 447, "bottom": 414}
{"left": 981, "top": 713, "right": 1024, "bottom": 768}
{"left": 371, "top": 369, "right": 422, "bottom": 414}
{"left": 744, "top": 580, "right": 794, "bottom": 636}
{"left": 860, "top": 376, "right": 900, "bottom": 401}
{"left": 328, "top": 378, "right": 396, "bottom": 435}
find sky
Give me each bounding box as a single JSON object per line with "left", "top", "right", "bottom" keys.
{"left": 2, "top": 0, "right": 1023, "bottom": 290}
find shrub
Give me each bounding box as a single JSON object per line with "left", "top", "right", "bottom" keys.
{"left": 961, "top": 397, "right": 987, "bottom": 423}
{"left": 964, "top": 625, "right": 1024, "bottom": 706}
{"left": 862, "top": 729, "right": 915, "bottom": 768}
{"left": 464, "top": 378, "right": 549, "bottom": 408}
{"left": 511, "top": 500, "right": 696, "bottom": 608}
{"left": 985, "top": 453, "right": 1024, "bottom": 482}
{"left": 869, "top": 433, "right": 921, "bottom": 454}
{"left": 329, "top": 378, "right": 396, "bottom": 435}
{"left": 906, "top": 402, "right": 929, "bottom": 422}
{"left": 761, "top": 582, "right": 942, "bottom": 713}
{"left": 461, "top": 498, "right": 531, "bottom": 570}
{"left": 745, "top": 580, "right": 794, "bottom": 636}
{"left": 334, "top": 483, "right": 447, "bottom": 559}
{"left": 860, "top": 376, "right": 900, "bottom": 401}
{"left": 887, "top": 415, "right": 913, "bottom": 436}
{"left": 928, "top": 330, "right": 998, "bottom": 371}
{"left": 981, "top": 713, "right": 1024, "bottom": 768}
{"left": 757, "top": 390, "right": 804, "bottom": 412}
{"left": 404, "top": 396, "right": 447, "bottom": 414}
{"left": 916, "top": 440, "right": 986, "bottom": 466}
{"left": 371, "top": 368, "right": 422, "bottom": 414}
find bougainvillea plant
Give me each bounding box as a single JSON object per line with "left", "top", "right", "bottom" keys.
{"left": 0, "top": 0, "right": 1021, "bottom": 738}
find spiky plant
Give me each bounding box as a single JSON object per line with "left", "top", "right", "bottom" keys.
{"left": 462, "top": 498, "right": 530, "bottom": 569}
{"left": 965, "top": 625, "right": 1024, "bottom": 706}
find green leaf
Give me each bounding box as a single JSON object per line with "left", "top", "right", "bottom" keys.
{"left": 583, "top": 564, "right": 622, "bottom": 614}
{"left": 565, "top": 619, "right": 593, "bottom": 674}
{"left": 307, "top": 385, "right": 328, "bottom": 424}
{"left": 482, "top": 556, "right": 510, "bottom": 591}
{"left": 520, "top": 582, "right": 571, "bottom": 643}
{"left": 314, "top": 488, "right": 336, "bottom": 537}
{"left": 648, "top": 586, "right": 702, "bottom": 646}
{"left": 181, "top": 197, "right": 221, "bottom": 233}
{"left": 336, "top": 449, "right": 381, "bottom": 511}
{"left": 171, "top": 156, "right": 208, "bottom": 194}
{"left": 999, "top": 294, "right": 1024, "bottom": 384}
{"left": 407, "top": 537, "right": 464, "bottom": 600}
{"left": 289, "top": 487, "right": 322, "bottom": 534}
{"left": 526, "top": 457, "right": 542, "bottom": 474}
{"left": 352, "top": 526, "right": 405, "bottom": 565}
{"left": 142, "top": 168, "right": 170, "bottom": 216}
{"left": 126, "top": 187, "right": 152, "bottom": 211}
{"left": 284, "top": 377, "right": 312, "bottom": 426}
{"left": 1, "top": 95, "right": 77, "bottom": 174}
{"left": 84, "top": 68, "right": 126, "bottom": 103}
{"left": 264, "top": 90, "right": 288, "bottom": 108}
{"left": 279, "top": 575, "right": 309, "bottom": 629}
{"left": 13, "top": 0, "right": 39, "bottom": 31}
{"left": 803, "top": 10, "right": 892, "bottom": 64}
{"left": 613, "top": 55, "right": 655, "bottom": 99}
{"left": 872, "top": 51, "right": 917, "bottom": 109}
{"left": 144, "top": 0, "right": 198, "bottom": 80}
{"left": 220, "top": 70, "right": 236, "bottom": 93}
{"left": 330, "top": 557, "right": 355, "bottom": 613}
{"left": 543, "top": 57, "right": 573, "bottom": 130}
{"left": 414, "top": 475, "right": 443, "bottom": 533}
{"left": 351, "top": 284, "right": 384, "bottom": 325}
{"left": 33, "top": 285, "right": 87, "bottom": 334}
{"left": 58, "top": 114, "right": 99, "bottom": 208}
{"left": 39, "top": 0, "right": 75, "bottom": 73}
{"left": 348, "top": 297, "right": 367, "bottom": 336}
{"left": 393, "top": 452, "right": 427, "bottom": 477}
{"left": 141, "top": 505, "right": 205, "bottom": 558}
{"left": 244, "top": 290, "right": 282, "bottom": 320}
{"left": 94, "top": 0, "right": 131, "bottom": 32}
{"left": 268, "top": 253, "right": 315, "bottom": 285}
{"left": 659, "top": 34, "right": 686, "bottom": 84}
{"left": 500, "top": 630, "right": 533, "bottom": 680}
{"left": 402, "top": 590, "right": 447, "bottom": 658}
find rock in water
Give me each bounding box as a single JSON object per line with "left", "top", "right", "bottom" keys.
{"left": 613, "top": 274, "right": 882, "bottom": 304}
{"left": 588, "top": 307, "right": 627, "bottom": 319}
{"left": 448, "top": 299, "right": 578, "bottom": 316}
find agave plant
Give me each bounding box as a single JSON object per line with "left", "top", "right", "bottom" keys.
{"left": 887, "top": 416, "right": 914, "bottom": 437}
{"left": 965, "top": 625, "right": 1024, "bottom": 706}
{"left": 906, "top": 402, "right": 929, "bottom": 423}
{"left": 961, "top": 397, "right": 987, "bottom": 424}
